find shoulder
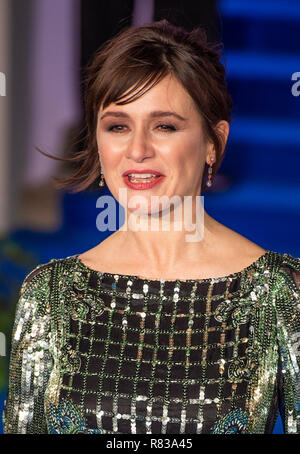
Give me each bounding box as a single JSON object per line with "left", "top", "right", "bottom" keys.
{"left": 23, "top": 260, "right": 55, "bottom": 286}
{"left": 20, "top": 254, "right": 78, "bottom": 296}
{"left": 223, "top": 225, "right": 300, "bottom": 289}
{"left": 270, "top": 252, "right": 300, "bottom": 335}
{"left": 273, "top": 252, "right": 300, "bottom": 291}
{"left": 15, "top": 254, "right": 79, "bottom": 322}
{"left": 210, "top": 218, "right": 268, "bottom": 265}
{"left": 270, "top": 254, "right": 300, "bottom": 385}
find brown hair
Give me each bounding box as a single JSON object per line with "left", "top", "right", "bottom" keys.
{"left": 39, "top": 19, "right": 232, "bottom": 193}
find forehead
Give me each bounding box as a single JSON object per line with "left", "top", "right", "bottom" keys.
{"left": 99, "top": 74, "right": 197, "bottom": 117}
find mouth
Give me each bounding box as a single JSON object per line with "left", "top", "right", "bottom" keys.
{"left": 122, "top": 173, "right": 165, "bottom": 190}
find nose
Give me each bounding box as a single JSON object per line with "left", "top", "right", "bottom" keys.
{"left": 125, "top": 126, "right": 154, "bottom": 162}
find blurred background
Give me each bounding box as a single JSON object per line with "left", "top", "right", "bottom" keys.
{"left": 0, "top": 0, "right": 299, "bottom": 434}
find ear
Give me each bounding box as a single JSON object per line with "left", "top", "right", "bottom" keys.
{"left": 205, "top": 120, "right": 230, "bottom": 165}
{"left": 214, "top": 120, "right": 230, "bottom": 156}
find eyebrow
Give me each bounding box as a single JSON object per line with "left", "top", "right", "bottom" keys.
{"left": 99, "top": 110, "right": 187, "bottom": 122}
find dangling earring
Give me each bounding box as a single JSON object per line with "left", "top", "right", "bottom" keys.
{"left": 206, "top": 157, "right": 214, "bottom": 187}
{"left": 99, "top": 168, "right": 105, "bottom": 187}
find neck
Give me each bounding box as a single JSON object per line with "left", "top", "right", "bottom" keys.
{"left": 111, "top": 204, "right": 219, "bottom": 271}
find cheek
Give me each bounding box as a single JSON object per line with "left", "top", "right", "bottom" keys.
{"left": 97, "top": 137, "right": 123, "bottom": 165}
{"left": 173, "top": 137, "right": 204, "bottom": 168}
{"left": 174, "top": 140, "right": 205, "bottom": 183}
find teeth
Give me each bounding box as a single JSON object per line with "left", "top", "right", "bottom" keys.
{"left": 127, "top": 173, "right": 158, "bottom": 178}
{"left": 129, "top": 177, "right": 156, "bottom": 183}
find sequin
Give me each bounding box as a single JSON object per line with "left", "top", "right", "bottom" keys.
{"left": 2, "top": 251, "right": 300, "bottom": 434}
{"left": 47, "top": 398, "right": 102, "bottom": 434}
{"left": 211, "top": 409, "right": 249, "bottom": 434}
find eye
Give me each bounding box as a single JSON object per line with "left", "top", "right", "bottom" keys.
{"left": 107, "top": 124, "right": 127, "bottom": 132}
{"left": 157, "top": 123, "right": 177, "bottom": 132}
{"left": 106, "top": 123, "right": 177, "bottom": 133}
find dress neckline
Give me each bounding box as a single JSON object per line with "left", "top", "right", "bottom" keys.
{"left": 73, "top": 250, "right": 274, "bottom": 285}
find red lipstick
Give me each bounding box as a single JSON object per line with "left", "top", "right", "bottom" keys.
{"left": 122, "top": 169, "right": 165, "bottom": 176}
{"left": 122, "top": 169, "right": 165, "bottom": 190}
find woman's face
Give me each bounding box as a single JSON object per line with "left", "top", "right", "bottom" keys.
{"left": 96, "top": 74, "right": 216, "bottom": 216}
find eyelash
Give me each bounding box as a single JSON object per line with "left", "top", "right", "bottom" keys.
{"left": 107, "top": 124, "right": 177, "bottom": 133}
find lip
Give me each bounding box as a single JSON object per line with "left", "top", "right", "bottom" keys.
{"left": 122, "top": 169, "right": 165, "bottom": 177}
{"left": 122, "top": 175, "right": 165, "bottom": 190}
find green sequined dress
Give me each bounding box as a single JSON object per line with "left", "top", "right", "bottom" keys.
{"left": 2, "top": 250, "right": 300, "bottom": 434}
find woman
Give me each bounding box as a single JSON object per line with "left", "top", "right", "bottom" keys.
{"left": 3, "top": 20, "right": 300, "bottom": 434}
